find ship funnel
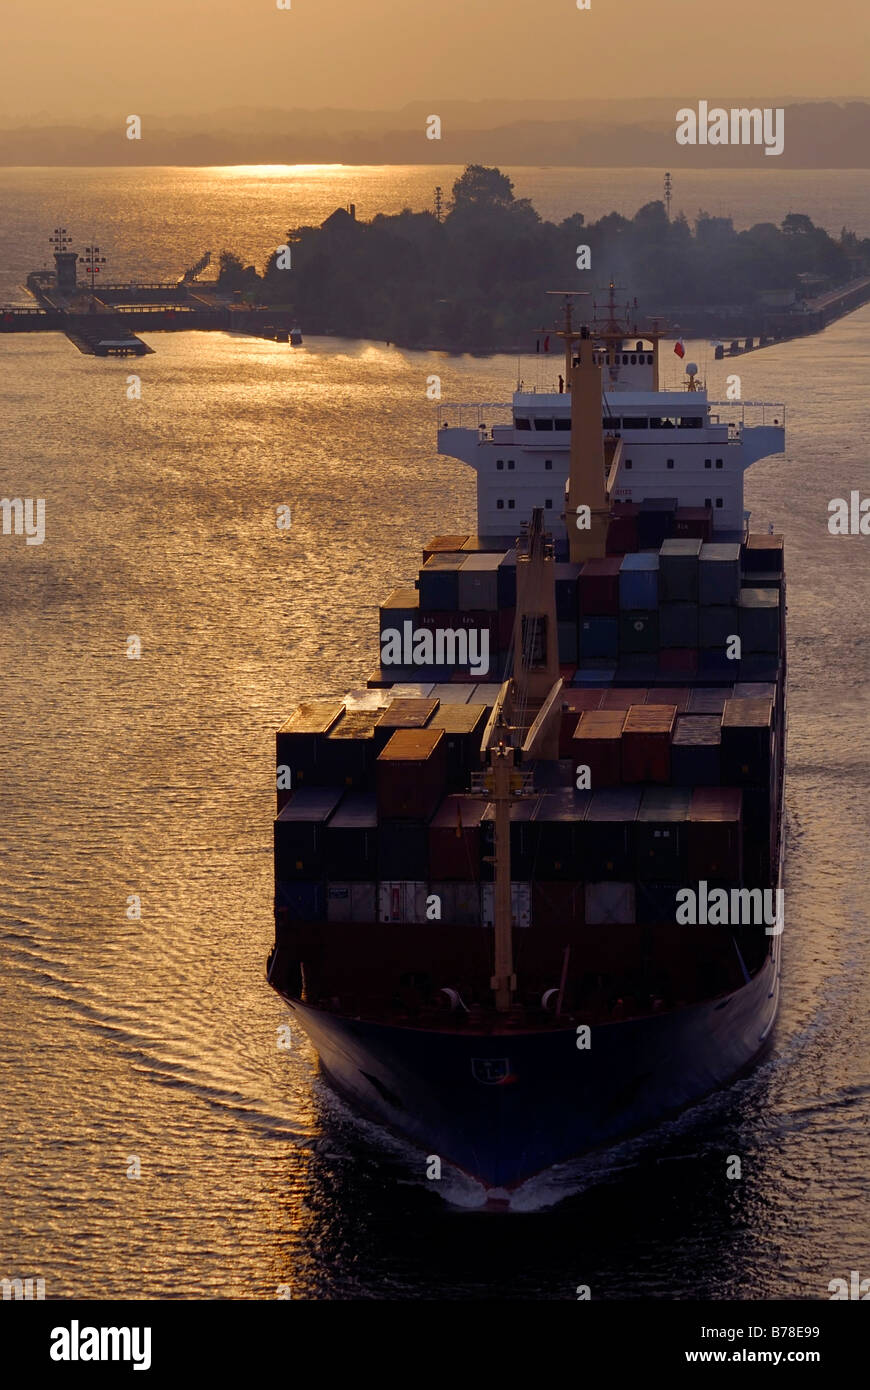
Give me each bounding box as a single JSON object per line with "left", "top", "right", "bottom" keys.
{"left": 566, "top": 329, "right": 610, "bottom": 563}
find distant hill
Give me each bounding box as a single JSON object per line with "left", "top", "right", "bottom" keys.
{"left": 1, "top": 101, "right": 869, "bottom": 167}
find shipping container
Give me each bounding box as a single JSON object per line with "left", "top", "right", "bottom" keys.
{"left": 374, "top": 696, "right": 440, "bottom": 752}
{"left": 274, "top": 787, "right": 344, "bottom": 880}
{"left": 378, "top": 819, "right": 430, "bottom": 880}
{"left": 585, "top": 881, "right": 636, "bottom": 925}
{"left": 738, "top": 654, "right": 780, "bottom": 683}
{"left": 659, "top": 601, "right": 699, "bottom": 648}
{"left": 460, "top": 534, "right": 517, "bottom": 553}
{"left": 651, "top": 687, "right": 691, "bottom": 712}
{"left": 636, "top": 787, "right": 691, "bottom": 881}
{"left": 698, "top": 542, "right": 741, "bottom": 605}
{"left": 579, "top": 556, "right": 622, "bottom": 615}
{"left": 481, "top": 797, "right": 541, "bottom": 880}
{"left": 458, "top": 553, "right": 502, "bottom": 611}
{"left": 741, "top": 785, "right": 776, "bottom": 886}
{"left": 427, "top": 702, "right": 487, "bottom": 786}
{"left": 470, "top": 683, "right": 503, "bottom": 707}
{"left": 635, "top": 881, "right": 683, "bottom": 925}
{"left": 581, "top": 786, "right": 641, "bottom": 879}
{"left": 601, "top": 687, "right": 649, "bottom": 710}
{"left": 738, "top": 588, "right": 781, "bottom": 653}
{"left": 497, "top": 607, "right": 516, "bottom": 655}
{"left": 426, "top": 880, "right": 481, "bottom": 925}
{"left": 697, "top": 650, "right": 736, "bottom": 682}
{"left": 276, "top": 698, "right": 346, "bottom": 802}
{"left": 659, "top": 537, "right": 703, "bottom": 602}
{"left": 317, "top": 710, "right": 380, "bottom": 787}
{"left": 480, "top": 882, "right": 532, "bottom": 929}
{"left": 619, "top": 552, "right": 660, "bottom": 610}
{"left": 326, "top": 881, "right": 377, "bottom": 923}
{"left": 720, "top": 697, "right": 774, "bottom": 786}
{"left": 422, "top": 535, "right": 469, "bottom": 562}
{"left": 418, "top": 553, "right": 466, "bottom": 611}
{"left": 376, "top": 727, "right": 447, "bottom": 820}
{"left": 621, "top": 704, "right": 677, "bottom": 783}
{"left": 687, "top": 786, "right": 743, "bottom": 881}
{"left": 559, "top": 689, "right": 604, "bottom": 756}
{"left": 671, "top": 715, "right": 722, "bottom": 786}
{"left": 619, "top": 609, "right": 659, "bottom": 653}
{"left": 379, "top": 586, "right": 420, "bottom": 634}
{"left": 325, "top": 792, "right": 379, "bottom": 879}
{"left": 673, "top": 506, "right": 713, "bottom": 541}
{"left": 687, "top": 687, "right": 732, "bottom": 714}
{"left": 699, "top": 603, "right": 739, "bottom": 650}
{"left": 614, "top": 655, "right": 658, "bottom": 685}
{"left": 743, "top": 533, "right": 784, "bottom": 574}
{"left": 554, "top": 562, "right": 583, "bottom": 621}
{"left": 606, "top": 514, "right": 637, "bottom": 556}
{"left": 428, "top": 683, "right": 472, "bottom": 705}
{"left": 732, "top": 682, "right": 777, "bottom": 702}
{"left": 428, "top": 794, "right": 488, "bottom": 880}
{"left": 571, "top": 709, "right": 626, "bottom": 787}
{"left": 378, "top": 881, "right": 429, "bottom": 924}
{"left": 579, "top": 614, "right": 620, "bottom": 661}
{"left": 557, "top": 619, "right": 579, "bottom": 664}
{"left": 275, "top": 880, "right": 327, "bottom": 920}
{"left": 658, "top": 648, "right": 699, "bottom": 678}
{"left": 497, "top": 549, "right": 518, "bottom": 608}
{"left": 532, "top": 787, "right": 592, "bottom": 879}
{"left": 636, "top": 497, "right": 678, "bottom": 550}
{"left": 532, "top": 881, "right": 585, "bottom": 929}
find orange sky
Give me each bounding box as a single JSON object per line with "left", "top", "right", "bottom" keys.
{"left": 3, "top": 0, "right": 867, "bottom": 123}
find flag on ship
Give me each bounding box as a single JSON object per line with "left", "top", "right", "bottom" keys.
{"left": 674, "top": 338, "right": 685, "bottom": 358}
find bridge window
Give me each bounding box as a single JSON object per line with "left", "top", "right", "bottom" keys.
{"left": 705, "top": 497, "right": 712, "bottom": 508}
{"left": 545, "top": 499, "right": 553, "bottom": 509}
{"left": 497, "top": 499, "right": 504, "bottom": 509}
{"left": 678, "top": 416, "right": 703, "bottom": 429}
{"left": 704, "top": 459, "right": 712, "bottom": 468}
{"left": 715, "top": 458, "right": 723, "bottom": 468}
{"left": 533, "top": 417, "right": 554, "bottom": 431}
{"left": 647, "top": 353, "right": 654, "bottom": 364}
{"left": 508, "top": 460, "right": 515, "bottom": 470}
{"left": 625, "top": 459, "right": 633, "bottom": 469}
{"left": 496, "top": 460, "right": 504, "bottom": 470}
{"left": 623, "top": 417, "right": 647, "bottom": 429}
{"left": 555, "top": 418, "right": 571, "bottom": 431}
{"left": 715, "top": 497, "right": 724, "bottom": 508}
{"left": 545, "top": 459, "right": 553, "bottom": 470}
{"left": 630, "top": 354, "right": 637, "bottom": 365}
{"left": 603, "top": 417, "right": 621, "bottom": 430}
{"left": 515, "top": 417, "right": 531, "bottom": 430}
{"left": 667, "top": 459, "right": 674, "bottom": 469}
{"left": 622, "top": 354, "right": 629, "bottom": 364}
{"left": 650, "top": 417, "right": 677, "bottom": 429}
{"left": 508, "top": 499, "right": 516, "bottom": 509}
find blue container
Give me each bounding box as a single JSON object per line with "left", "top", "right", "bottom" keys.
{"left": 699, "top": 604, "right": 738, "bottom": 649}
{"left": 635, "top": 881, "right": 683, "bottom": 925}
{"left": 738, "top": 588, "right": 781, "bottom": 653}
{"left": 274, "top": 880, "right": 326, "bottom": 919}
{"left": 579, "top": 615, "right": 619, "bottom": 660}
{"left": 619, "top": 552, "right": 659, "bottom": 610}
{"left": 698, "top": 543, "right": 741, "bottom": 605}
{"left": 419, "top": 553, "right": 465, "bottom": 611}
{"left": 698, "top": 650, "right": 737, "bottom": 682}
{"left": 554, "top": 562, "right": 582, "bottom": 622}
{"left": 636, "top": 498, "right": 677, "bottom": 550}
{"left": 619, "top": 609, "right": 659, "bottom": 654}
{"left": 378, "top": 820, "right": 430, "bottom": 879}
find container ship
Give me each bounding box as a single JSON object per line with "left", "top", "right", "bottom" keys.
{"left": 267, "top": 292, "right": 787, "bottom": 1193}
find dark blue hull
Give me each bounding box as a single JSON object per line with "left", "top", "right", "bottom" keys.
{"left": 282, "top": 935, "right": 781, "bottom": 1188}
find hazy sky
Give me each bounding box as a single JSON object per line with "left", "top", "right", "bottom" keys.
{"left": 3, "top": 0, "right": 867, "bottom": 123}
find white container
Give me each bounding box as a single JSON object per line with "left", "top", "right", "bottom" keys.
{"left": 585, "top": 881, "right": 636, "bottom": 925}
{"left": 480, "top": 882, "right": 532, "bottom": 929}
{"left": 378, "top": 881, "right": 428, "bottom": 923}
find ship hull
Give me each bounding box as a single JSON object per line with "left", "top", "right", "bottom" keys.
{"left": 281, "top": 934, "right": 781, "bottom": 1189}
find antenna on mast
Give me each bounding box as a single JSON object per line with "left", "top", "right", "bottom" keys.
{"left": 541, "top": 290, "right": 591, "bottom": 384}
{"left": 664, "top": 171, "right": 673, "bottom": 222}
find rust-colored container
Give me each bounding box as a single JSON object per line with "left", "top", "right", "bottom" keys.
{"left": 621, "top": 704, "right": 677, "bottom": 783}
{"left": 376, "top": 727, "right": 447, "bottom": 821}
{"left": 374, "top": 696, "right": 439, "bottom": 752}
{"left": 579, "top": 556, "right": 623, "bottom": 615}
{"left": 532, "top": 881, "right": 585, "bottom": 928}
{"left": 571, "top": 709, "right": 626, "bottom": 787}
{"left": 428, "top": 794, "right": 489, "bottom": 880}
{"left": 601, "top": 687, "right": 649, "bottom": 710}
{"left": 558, "top": 689, "right": 604, "bottom": 757}
{"left": 276, "top": 698, "right": 346, "bottom": 807}
{"left": 422, "top": 534, "right": 469, "bottom": 562}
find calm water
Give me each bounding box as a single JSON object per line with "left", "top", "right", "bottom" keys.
{"left": 3, "top": 164, "right": 870, "bottom": 303}
{"left": 1, "top": 302, "right": 868, "bottom": 1298}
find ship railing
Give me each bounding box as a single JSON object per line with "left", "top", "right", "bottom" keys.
{"left": 437, "top": 403, "right": 514, "bottom": 433}
{"left": 706, "top": 401, "right": 786, "bottom": 432}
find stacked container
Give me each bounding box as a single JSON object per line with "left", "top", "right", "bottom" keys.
{"left": 621, "top": 704, "right": 677, "bottom": 783}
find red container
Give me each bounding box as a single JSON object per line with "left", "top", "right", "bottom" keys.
{"left": 601, "top": 687, "right": 649, "bottom": 710}
{"left": 558, "top": 690, "right": 604, "bottom": 756}
{"left": 606, "top": 517, "right": 637, "bottom": 556}
{"left": 532, "top": 881, "right": 585, "bottom": 928}
{"left": 621, "top": 704, "right": 677, "bottom": 783}
{"left": 652, "top": 686, "right": 690, "bottom": 712}
{"left": 658, "top": 648, "right": 699, "bottom": 677}
{"left": 579, "top": 557, "right": 623, "bottom": 615}
{"left": 571, "top": 709, "right": 626, "bottom": 786}
{"left": 428, "top": 794, "right": 488, "bottom": 880}
{"left": 376, "top": 728, "right": 447, "bottom": 820}
{"left": 687, "top": 787, "right": 743, "bottom": 880}
{"left": 674, "top": 506, "right": 713, "bottom": 541}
